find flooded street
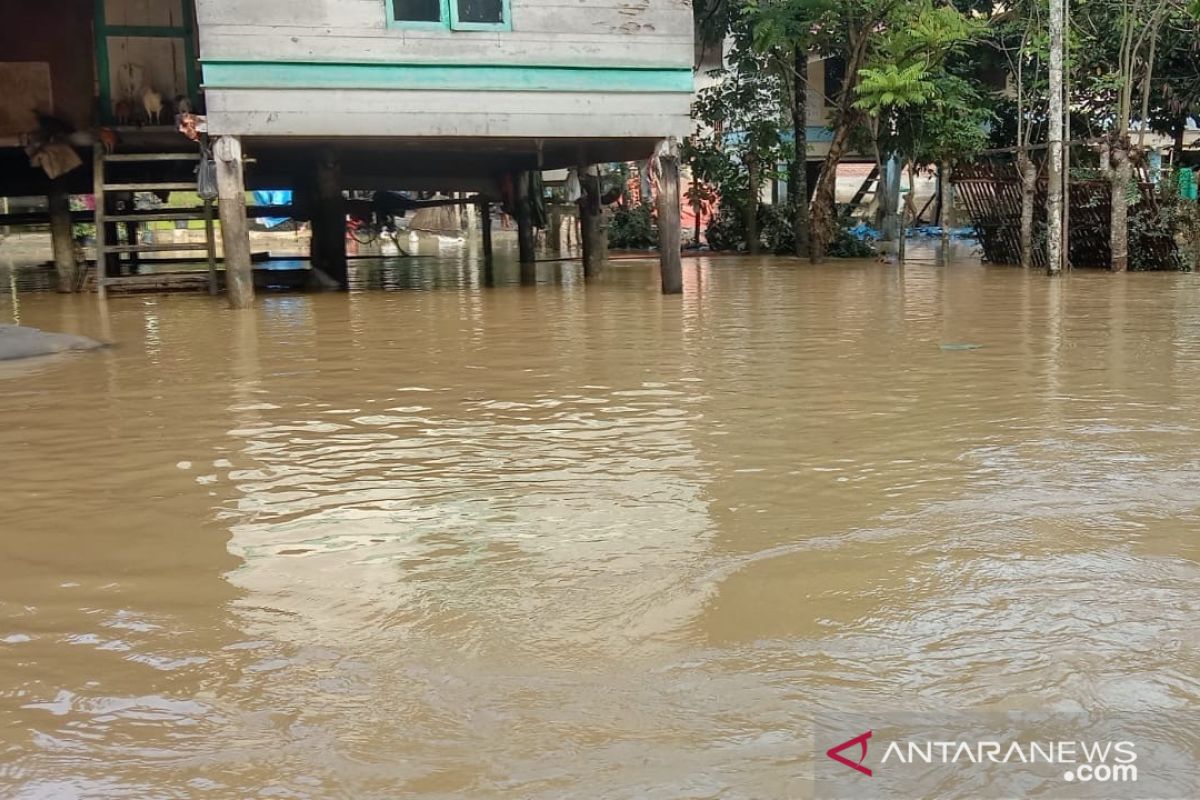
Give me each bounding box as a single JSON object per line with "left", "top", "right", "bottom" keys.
{"left": 1, "top": 255, "right": 1199, "bottom": 798}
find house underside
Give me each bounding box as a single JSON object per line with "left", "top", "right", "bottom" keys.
{"left": 0, "top": 0, "right": 695, "bottom": 300}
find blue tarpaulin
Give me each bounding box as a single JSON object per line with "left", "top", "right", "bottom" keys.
{"left": 253, "top": 190, "right": 293, "bottom": 228}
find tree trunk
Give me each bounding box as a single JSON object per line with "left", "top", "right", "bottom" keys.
{"left": 746, "top": 148, "right": 760, "bottom": 255}
{"left": 809, "top": 30, "right": 870, "bottom": 263}
{"left": 1019, "top": 155, "right": 1036, "bottom": 269}
{"left": 791, "top": 47, "right": 811, "bottom": 258}
{"left": 809, "top": 122, "right": 855, "bottom": 262}
{"left": 1110, "top": 143, "right": 1130, "bottom": 272}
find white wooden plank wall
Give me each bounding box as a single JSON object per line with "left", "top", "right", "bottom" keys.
{"left": 207, "top": 88, "right": 692, "bottom": 137}
{"left": 197, "top": 0, "right": 694, "bottom": 68}
{"left": 197, "top": 0, "right": 694, "bottom": 138}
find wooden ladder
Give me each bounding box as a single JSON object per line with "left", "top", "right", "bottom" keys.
{"left": 838, "top": 165, "right": 881, "bottom": 218}
{"left": 92, "top": 148, "right": 217, "bottom": 299}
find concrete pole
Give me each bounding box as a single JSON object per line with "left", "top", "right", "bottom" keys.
{"left": 214, "top": 136, "right": 255, "bottom": 309}
{"left": 48, "top": 180, "right": 77, "bottom": 293}
{"left": 656, "top": 139, "right": 683, "bottom": 294}
{"left": 1047, "top": 0, "right": 1065, "bottom": 275}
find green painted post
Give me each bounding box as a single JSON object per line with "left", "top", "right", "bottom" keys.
{"left": 182, "top": 0, "right": 201, "bottom": 102}
{"left": 94, "top": 0, "right": 112, "bottom": 123}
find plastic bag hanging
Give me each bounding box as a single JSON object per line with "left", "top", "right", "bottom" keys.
{"left": 565, "top": 168, "right": 582, "bottom": 203}
{"left": 196, "top": 145, "right": 218, "bottom": 201}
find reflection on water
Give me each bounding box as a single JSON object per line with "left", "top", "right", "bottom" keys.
{"left": 2, "top": 254, "right": 1199, "bottom": 798}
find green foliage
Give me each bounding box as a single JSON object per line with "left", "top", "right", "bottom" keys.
{"left": 607, "top": 202, "right": 657, "bottom": 250}
{"left": 686, "top": 24, "right": 790, "bottom": 249}
{"left": 1129, "top": 171, "right": 1199, "bottom": 271}
{"left": 853, "top": 0, "right": 990, "bottom": 169}
{"left": 745, "top": 0, "right": 837, "bottom": 53}
{"left": 706, "top": 200, "right": 875, "bottom": 258}
{"left": 855, "top": 63, "right": 938, "bottom": 112}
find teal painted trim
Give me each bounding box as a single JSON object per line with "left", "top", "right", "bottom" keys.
{"left": 386, "top": 0, "right": 452, "bottom": 30}
{"left": 103, "top": 25, "right": 189, "bottom": 38}
{"left": 182, "top": 0, "right": 200, "bottom": 102}
{"left": 201, "top": 62, "right": 694, "bottom": 94}
{"left": 94, "top": 0, "right": 112, "bottom": 123}
{"left": 449, "top": 0, "right": 513, "bottom": 31}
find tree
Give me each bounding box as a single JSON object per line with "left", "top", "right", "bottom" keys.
{"left": 852, "top": 1, "right": 988, "bottom": 262}
{"left": 990, "top": 1, "right": 1050, "bottom": 268}
{"left": 806, "top": 0, "right": 901, "bottom": 262}
{"left": 748, "top": 0, "right": 837, "bottom": 257}
{"left": 689, "top": 28, "right": 789, "bottom": 255}
{"left": 1073, "top": 0, "right": 1190, "bottom": 271}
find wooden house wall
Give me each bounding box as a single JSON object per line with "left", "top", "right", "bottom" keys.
{"left": 196, "top": 0, "right": 694, "bottom": 139}
{"left": 101, "top": 0, "right": 195, "bottom": 114}
{"left": 0, "top": 0, "right": 96, "bottom": 136}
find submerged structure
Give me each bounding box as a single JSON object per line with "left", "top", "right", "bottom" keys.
{"left": 0, "top": 0, "right": 695, "bottom": 302}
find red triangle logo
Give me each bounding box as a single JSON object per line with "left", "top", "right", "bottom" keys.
{"left": 826, "top": 730, "right": 873, "bottom": 777}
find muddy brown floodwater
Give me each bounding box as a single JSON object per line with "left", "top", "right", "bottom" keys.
{"left": 1, "top": 254, "right": 1198, "bottom": 798}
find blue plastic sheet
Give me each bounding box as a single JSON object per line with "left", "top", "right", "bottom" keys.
{"left": 253, "top": 190, "right": 293, "bottom": 228}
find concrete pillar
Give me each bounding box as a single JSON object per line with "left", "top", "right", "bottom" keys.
{"left": 656, "top": 140, "right": 683, "bottom": 294}
{"left": 312, "top": 150, "right": 348, "bottom": 288}
{"left": 515, "top": 171, "right": 536, "bottom": 265}
{"left": 48, "top": 181, "right": 77, "bottom": 293}
{"left": 579, "top": 165, "right": 606, "bottom": 279}
{"left": 214, "top": 136, "right": 254, "bottom": 309}
{"left": 880, "top": 154, "right": 902, "bottom": 242}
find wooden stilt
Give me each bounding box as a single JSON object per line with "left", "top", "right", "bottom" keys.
{"left": 48, "top": 180, "right": 76, "bottom": 293}
{"left": 92, "top": 147, "right": 107, "bottom": 300}
{"left": 655, "top": 139, "right": 683, "bottom": 294}
{"left": 204, "top": 198, "right": 218, "bottom": 295}
{"left": 547, "top": 206, "right": 563, "bottom": 254}
{"left": 214, "top": 136, "right": 254, "bottom": 309}
{"left": 125, "top": 221, "right": 140, "bottom": 274}
{"left": 479, "top": 199, "right": 494, "bottom": 269}
{"left": 313, "top": 150, "right": 348, "bottom": 288}
{"left": 579, "top": 165, "right": 606, "bottom": 279}
{"left": 515, "top": 171, "right": 536, "bottom": 264}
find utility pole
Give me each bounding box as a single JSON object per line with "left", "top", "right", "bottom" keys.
{"left": 1047, "top": 0, "right": 1065, "bottom": 275}
{"left": 1061, "top": 0, "right": 1071, "bottom": 270}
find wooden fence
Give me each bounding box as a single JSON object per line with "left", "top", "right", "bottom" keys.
{"left": 952, "top": 161, "right": 1181, "bottom": 270}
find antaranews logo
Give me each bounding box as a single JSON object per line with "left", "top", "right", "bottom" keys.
{"left": 812, "top": 712, "right": 1195, "bottom": 799}
{"left": 826, "top": 731, "right": 873, "bottom": 777}
{"left": 824, "top": 730, "right": 1138, "bottom": 783}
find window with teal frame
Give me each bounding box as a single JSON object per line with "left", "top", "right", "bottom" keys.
{"left": 387, "top": 0, "right": 448, "bottom": 29}
{"left": 386, "top": 0, "right": 511, "bottom": 31}
{"left": 450, "top": 0, "right": 511, "bottom": 30}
